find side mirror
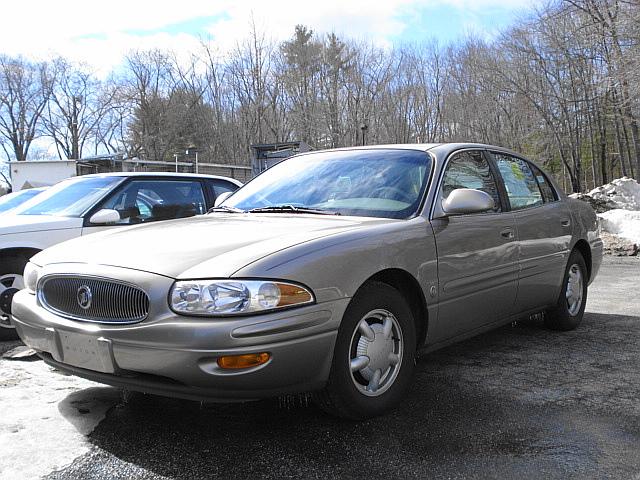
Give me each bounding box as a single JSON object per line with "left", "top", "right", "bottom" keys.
{"left": 214, "top": 191, "right": 233, "bottom": 207}
{"left": 442, "top": 188, "right": 495, "bottom": 216}
{"left": 89, "top": 208, "right": 121, "bottom": 225}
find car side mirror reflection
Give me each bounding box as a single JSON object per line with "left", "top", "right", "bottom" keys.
{"left": 442, "top": 188, "right": 495, "bottom": 216}
{"left": 89, "top": 208, "right": 121, "bottom": 225}
{"left": 214, "top": 191, "right": 233, "bottom": 207}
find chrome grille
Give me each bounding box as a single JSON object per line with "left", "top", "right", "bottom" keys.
{"left": 39, "top": 276, "right": 149, "bottom": 323}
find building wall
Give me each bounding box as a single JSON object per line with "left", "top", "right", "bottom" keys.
{"left": 10, "top": 161, "right": 77, "bottom": 191}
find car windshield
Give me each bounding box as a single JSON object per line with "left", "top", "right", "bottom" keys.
{"left": 0, "top": 189, "right": 44, "bottom": 213}
{"left": 224, "top": 149, "right": 432, "bottom": 219}
{"left": 15, "top": 176, "right": 124, "bottom": 217}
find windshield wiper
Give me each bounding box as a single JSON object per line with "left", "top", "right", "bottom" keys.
{"left": 248, "top": 205, "right": 340, "bottom": 215}
{"left": 207, "top": 205, "right": 246, "bottom": 214}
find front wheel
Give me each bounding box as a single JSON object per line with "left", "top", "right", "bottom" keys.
{"left": 545, "top": 250, "right": 588, "bottom": 331}
{"left": 314, "top": 282, "right": 416, "bottom": 419}
{"left": 0, "top": 256, "right": 29, "bottom": 340}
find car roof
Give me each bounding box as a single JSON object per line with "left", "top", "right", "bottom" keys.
{"left": 71, "top": 172, "right": 243, "bottom": 186}
{"left": 427, "top": 142, "right": 525, "bottom": 158}
{"left": 291, "top": 143, "right": 526, "bottom": 157}
{"left": 336, "top": 143, "right": 441, "bottom": 152}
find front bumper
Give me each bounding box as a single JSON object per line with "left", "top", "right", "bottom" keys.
{"left": 12, "top": 286, "right": 348, "bottom": 401}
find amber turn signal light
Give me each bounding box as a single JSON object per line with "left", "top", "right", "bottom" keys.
{"left": 276, "top": 283, "right": 313, "bottom": 307}
{"left": 217, "top": 352, "right": 271, "bottom": 369}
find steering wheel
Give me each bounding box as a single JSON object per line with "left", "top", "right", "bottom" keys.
{"left": 371, "top": 186, "right": 413, "bottom": 203}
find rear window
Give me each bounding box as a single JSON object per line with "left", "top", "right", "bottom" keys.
{"left": 492, "top": 153, "right": 544, "bottom": 211}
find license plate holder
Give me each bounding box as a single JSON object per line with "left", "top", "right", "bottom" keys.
{"left": 59, "top": 331, "right": 115, "bottom": 373}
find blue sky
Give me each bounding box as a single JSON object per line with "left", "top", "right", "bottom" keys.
{"left": 394, "top": 3, "right": 525, "bottom": 44}
{"left": 0, "top": 0, "right": 534, "bottom": 73}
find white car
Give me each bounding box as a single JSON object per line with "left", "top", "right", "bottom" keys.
{"left": 0, "top": 172, "right": 242, "bottom": 333}
{"left": 0, "top": 187, "right": 48, "bottom": 215}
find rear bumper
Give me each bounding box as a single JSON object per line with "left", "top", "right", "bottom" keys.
{"left": 13, "top": 289, "right": 348, "bottom": 401}
{"left": 589, "top": 237, "right": 604, "bottom": 285}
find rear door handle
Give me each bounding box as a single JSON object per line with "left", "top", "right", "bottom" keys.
{"left": 500, "top": 228, "right": 514, "bottom": 239}
{"left": 561, "top": 219, "right": 571, "bottom": 227}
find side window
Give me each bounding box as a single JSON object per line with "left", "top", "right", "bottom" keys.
{"left": 208, "top": 179, "right": 238, "bottom": 200}
{"left": 441, "top": 151, "right": 502, "bottom": 213}
{"left": 529, "top": 163, "right": 558, "bottom": 203}
{"left": 492, "top": 153, "right": 543, "bottom": 210}
{"left": 100, "top": 180, "right": 206, "bottom": 224}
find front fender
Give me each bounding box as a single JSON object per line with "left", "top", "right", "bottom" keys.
{"left": 231, "top": 217, "right": 438, "bottom": 306}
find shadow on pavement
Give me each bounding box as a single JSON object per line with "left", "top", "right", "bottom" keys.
{"left": 58, "top": 386, "right": 122, "bottom": 435}
{"left": 49, "top": 312, "right": 640, "bottom": 479}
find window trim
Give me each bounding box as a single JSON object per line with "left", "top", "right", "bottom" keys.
{"left": 528, "top": 161, "right": 559, "bottom": 204}
{"left": 82, "top": 176, "right": 208, "bottom": 227}
{"left": 431, "top": 148, "right": 508, "bottom": 219}
{"left": 488, "top": 151, "right": 561, "bottom": 205}
{"left": 206, "top": 178, "right": 240, "bottom": 203}
{"left": 489, "top": 151, "right": 551, "bottom": 212}
{"left": 227, "top": 147, "right": 435, "bottom": 220}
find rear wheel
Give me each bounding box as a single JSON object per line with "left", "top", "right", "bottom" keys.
{"left": 545, "top": 250, "right": 587, "bottom": 331}
{"left": 314, "top": 282, "right": 416, "bottom": 419}
{"left": 0, "top": 256, "right": 29, "bottom": 340}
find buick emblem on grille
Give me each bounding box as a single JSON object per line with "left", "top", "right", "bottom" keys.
{"left": 76, "top": 285, "right": 93, "bottom": 310}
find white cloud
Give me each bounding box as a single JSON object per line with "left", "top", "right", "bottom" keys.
{"left": 0, "top": 0, "right": 536, "bottom": 73}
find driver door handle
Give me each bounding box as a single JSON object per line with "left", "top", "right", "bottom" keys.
{"left": 500, "top": 227, "right": 515, "bottom": 239}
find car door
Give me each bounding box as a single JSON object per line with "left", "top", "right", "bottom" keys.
{"left": 490, "top": 152, "right": 572, "bottom": 314}
{"left": 82, "top": 178, "right": 208, "bottom": 236}
{"left": 431, "top": 150, "right": 519, "bottom": 340}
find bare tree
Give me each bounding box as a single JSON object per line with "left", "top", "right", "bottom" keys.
{"left": 43, "top": 58, "right": 118, "bottom": 160}
{"left": 0, "top": 56, "right": 50, "bottom": 161}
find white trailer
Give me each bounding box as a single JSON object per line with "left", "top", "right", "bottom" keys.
{"left": 9, "top": 160, "right": 77, "bottom": 191}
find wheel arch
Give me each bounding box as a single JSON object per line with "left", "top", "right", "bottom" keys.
{"left": 357, "top": 268, "right": 429, "bottom": 347}
{"left": 572, "top": 239, "right": 592, "bottom": 282}
{"left": 0, "top": 247, "right": 41, "bottom": 265}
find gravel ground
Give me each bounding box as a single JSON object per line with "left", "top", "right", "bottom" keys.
{"left": 4, "top": 257, "right": 640, "bottom": 479}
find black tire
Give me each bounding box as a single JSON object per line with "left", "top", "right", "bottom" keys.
{"left": 545, "top": 250, "right": 588, "bottom": 331}
{"left": 314, "top": 281, "right": 417, "bottom": 419}
{"left": 0, "top": 255, "right": 29, "bottom": 341}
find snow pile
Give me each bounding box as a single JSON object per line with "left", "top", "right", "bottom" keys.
{"left": 587, "top": 176, "right": 640, "bottom": 211}
{"left": 598, "top": 209, "right": 640, "bottom": 244}
{"left": 0, "top": 358, "right": 120, "bottom": 479}
{"left": 570, "top": 177, "right": 640, "bottom": 254}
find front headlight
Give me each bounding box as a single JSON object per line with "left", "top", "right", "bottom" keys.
{"left": 24, "top": 262, "right": 41, "bottom": 294}
{"left": 170, "top": 279, "right": 314, "bottom": 316}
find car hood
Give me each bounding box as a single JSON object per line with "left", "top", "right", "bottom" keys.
{"left": 0, "top": 214, "right": 82, "bottom": 235}
{"left": 32, "top": 213, "right": 391, "bottom": 278}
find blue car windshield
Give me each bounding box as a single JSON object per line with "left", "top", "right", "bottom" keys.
{"left": 15, "top": 176, "right": 124, "bottom": 217}
{"left": 224, "top": 149, "right": 432, "bottom": 219}
{"left": 0, "top": 189, "right": 43, "bottom": 213}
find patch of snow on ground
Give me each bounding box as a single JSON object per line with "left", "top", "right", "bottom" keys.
{"left": 0, "top": 358, "right": 120, "bottom": 479}
{"left": 588, "top": 176, "right": 640, "bottom": 210}
{"left": 598, "top": 209, "right": 640, "bottom": 244}
{"left": 570, "top": 177, "right": 640, "bottom": 250}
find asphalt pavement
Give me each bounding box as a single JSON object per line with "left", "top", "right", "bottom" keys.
{"left": 14, "top": 257, "right": 640, "bottom": 479}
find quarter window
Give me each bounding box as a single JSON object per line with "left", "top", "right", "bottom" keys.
{"left": 529, "top": 163, "right": 558, "bottom": 203}
{"left": 492, "top": 153, "right": 543, "bottom": 210}
{"left": 100, "top": 180, "right": 206, "bottom": 224}
{"left": 441, "top": 151, "right": 502, "bottom": 213}
{"left": 207, "top": 179, "right": 239, "bottom": 200}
